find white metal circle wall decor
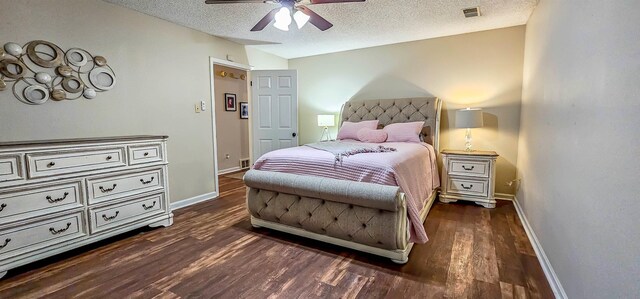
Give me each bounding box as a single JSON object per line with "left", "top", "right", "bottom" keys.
{"left": 0, "top": 40, "right": 116, "bottom": 105}
{"left": 23, "top": 85, "right": 50, "bottom": 104}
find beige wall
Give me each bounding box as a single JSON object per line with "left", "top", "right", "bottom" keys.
{"left": 517, "top": 1, "right": 640, "bottom": 298}
{"left": 290, "top": 26, "right": 526, "bottom": 194}
{"left": 0, "top": 0, "right": 285, "bottom": 203}
{"left": 214, "top": 65, "right": 249, "bottom": 171}
{"left": 246, "top": 47, "right": 289, "bottom": 70}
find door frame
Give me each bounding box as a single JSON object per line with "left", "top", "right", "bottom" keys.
{"left": 209, "top": 57, "right": 252, "bottom": 196}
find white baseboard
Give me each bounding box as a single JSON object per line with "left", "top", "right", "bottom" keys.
{"left": 512, "top": 197, "right": 567, "bottom": 299}
{"left": 218, "top": 167, "right": 241, "bottom": 175}
{"left": 170, "top": 191, "right": 218, "bottom": 211}
{"left": 495, "top": 192, "right": 515, "bottom": 201}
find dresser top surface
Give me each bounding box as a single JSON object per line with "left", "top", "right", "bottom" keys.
{"left": 441, "top": 149, "right": 499, "bottom": 157}
{"left": 0, "top": 135, "right": 168, "bottom": 148}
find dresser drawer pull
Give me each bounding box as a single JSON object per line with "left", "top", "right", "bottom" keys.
{"left": 0, "top": 238, "right": 11, "bottom": 249}
{"left": 0, "top": 203, "right": 6, "bottom": 212}
{"left": 462, "top": 165, "right": 475, "bottom": 171}
{"left": 461, "top": 184, "right": 473, "bottom": 190}
{"left": 99, "top": 184, "right": 117, "bottom": 193}
{"left": 102, "top": 211, "right": 120, "bottom": 221}
{"left": 144, "top": 152, "right": 149, "bottom": 157}
{"left": 140, "top": 177, "right": 155, "bottom": 185}
{"left": 46, "top": 192, "right": 69, "bottom": 203}
{"left": 47, "top": 162, "right": 56, "bottom": 168}
{"left": 142, "top": 201, "right": 157, "bottom": 210}
{"left": 49, "top": 222, "right": 72, "bottom": 235}
{"left": 106, "top": 155, "right": 113, "bottom": 161}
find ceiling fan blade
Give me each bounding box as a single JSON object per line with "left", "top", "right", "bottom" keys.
{"left": 297, "top": 6, "right": 333, "bottom": 31}
{"left": 205, "top": 0, "right": 273, "bottom": 4}
{"left": 250, "top": 7, "right": 281, "bottom": 31}
{"left": 308, "top": 0, "right": 365, "bottom": 4}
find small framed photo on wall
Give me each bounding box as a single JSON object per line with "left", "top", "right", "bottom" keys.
{"left": 240, "top": 102, "right": 249, "bottom": 119}
{"left": 224, "top": 93, "right": 237, "bottom": 111}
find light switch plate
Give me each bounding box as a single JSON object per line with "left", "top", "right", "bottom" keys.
{"left": 201, "top": 101, "right": 206, "bottom": 111}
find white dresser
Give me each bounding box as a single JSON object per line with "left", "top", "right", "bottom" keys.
{"left": 0, "top": 136, "right": 173, "bottom": 278}
{"left": 439, "top": 149, "right": 498, "bottom": 208}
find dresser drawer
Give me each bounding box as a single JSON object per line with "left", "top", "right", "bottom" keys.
{"left": 0, "top": 155, "right": 24, "bottom": 183}
{"left": 0, "top": 181, "right": 83, "bottom": 223}
{"left": 0, "top": 212, "right": 86, "bottom": 261}
{"left": 87, "top": 168, "right": 164, "bottom": 205}
{"left": 89, "top": 193, "right": 164, "bottom": 233}
{"left": 26, "top": 148, "right": 127, "bottom": 179}
{"left": 448, "top": 159, "right": 490, "bottom": 178}
{"left": 447, "top": 178, "right": 489, "bottom": 197}
{"left": 128, "top": 144, "right": 163, "bottom": 165}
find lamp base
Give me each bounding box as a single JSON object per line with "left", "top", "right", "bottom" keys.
{"left": 465, "top": 128, "right": 473, "bottom": 151}
{"left": 320, "top": 127, "right": 332, "bottom": 142}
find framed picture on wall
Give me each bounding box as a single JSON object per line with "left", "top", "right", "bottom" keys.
{"left": 240, "top": 102, "right": 249, "bottom": 119}
{"left": 224, "top": 93, "right": 237, "bottom": 111}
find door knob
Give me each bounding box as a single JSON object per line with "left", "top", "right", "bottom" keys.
{"left": 292, "top": 133, "right": 297, "bottom": 137}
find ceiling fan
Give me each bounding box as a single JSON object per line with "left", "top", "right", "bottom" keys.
{"left": 204, "top": 0, "right": 366, "bottom": 32}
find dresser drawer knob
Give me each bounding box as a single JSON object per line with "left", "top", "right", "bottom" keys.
{"left": 99, "top": 184, "right": 117, "bottom": 193}
{"left": 106, "top": 155, "right": 113, "bottom": 161}
{"left": 462, "top": 165, "right": 474, "bottom": 171}
{"left": 0, "top": 203, "right": 6, "bottom": 212}
{"left": 102, "top": 211, "right": 120, "bottom": 221}
{"left": 461, "top": 184, "right": 473, "bottom": 190}
{"left": 144, "top": 152, "right": 149, "bottom": 157}
{"left": 47, "top": 162, "right": 56, "bottom": 168}
{"left": 46, "top": 192, "right": 69, "bottom": 204}
{"left": 142, "top": 201, "right": 157, "bottom": 210}
{"left": 140, "top": 177, "right": 155, "bottom": 185}
{"left": 49, "top": 222, "right": 72, "bottom": 235}
{"left": 0, "top": 238, "right": 11, "bottom": 249}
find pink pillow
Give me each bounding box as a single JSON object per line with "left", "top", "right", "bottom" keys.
{"left": 357, "top": 128, "right": 388, "bottom": 143}
{"left": 337, "top": 120, "right": 379, "bottom": 140}
{"left": 383, "top": 121, "right": 425, "bottom": 142}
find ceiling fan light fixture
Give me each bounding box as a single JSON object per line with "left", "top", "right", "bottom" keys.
{"left": 293, "top": 9, "right": 310, "bottom": 29}
{"left": 273, "top": 7, "right": 292, "bottom": 31}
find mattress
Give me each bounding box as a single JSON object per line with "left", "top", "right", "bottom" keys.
{"left": 253, "top": 140, "right": 440, "bottom": 243}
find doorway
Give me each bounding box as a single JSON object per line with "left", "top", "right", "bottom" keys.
{"left": 212, "top": 63, "right": 251, "bottom": 176}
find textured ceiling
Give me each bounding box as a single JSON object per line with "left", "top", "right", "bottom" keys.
{"left": 104, "top": 0, "right": 538, "bottom": 59}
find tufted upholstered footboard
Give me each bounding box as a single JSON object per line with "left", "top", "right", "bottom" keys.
{"left": 244, "top": 170, "right": 435, "bottom": 263}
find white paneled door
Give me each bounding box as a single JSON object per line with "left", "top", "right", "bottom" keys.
{"left": 251, "top": 70, "right": 298, "bottom": 161}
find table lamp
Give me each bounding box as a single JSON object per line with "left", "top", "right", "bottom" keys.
{"left": 317, "top": 114, "right": 335, "bottom": 142}
{"left": 456, "top": 108, "right": 484, "bottom": 151}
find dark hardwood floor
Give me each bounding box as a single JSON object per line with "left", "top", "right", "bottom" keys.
{"left": 0, "top": 174, "right": 554, "bottom": 298}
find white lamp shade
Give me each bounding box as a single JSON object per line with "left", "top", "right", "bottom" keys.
{"left": 317, "top": 115, "right": 335, "bottom": 127}
{"left": 293, "top": 10, "right": 310, "bottom": 29}
{"left": 456, "top": 108, "right": 484, "bottom": 128}
{"left": 273, "top": 7, "right": 292, "bottom": 31}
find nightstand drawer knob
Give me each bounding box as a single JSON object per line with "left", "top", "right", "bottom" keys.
{"left": 461, "top": 184, "right": 473, "bottom": 190}
{"left": 462, "top": 165, "right": 474, "bottom": 171}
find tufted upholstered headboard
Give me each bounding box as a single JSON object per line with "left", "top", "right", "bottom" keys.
{"left": 340, "top": 97, "right": 442, "bottom": 151}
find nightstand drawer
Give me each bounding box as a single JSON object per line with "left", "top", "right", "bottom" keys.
{"left": 448, "top": 159, "right": 490, "bottom": 178}
{"left": 447, "top": 178, "right": 489, "bottom": 197}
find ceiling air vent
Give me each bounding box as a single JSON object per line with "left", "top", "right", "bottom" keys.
{"left": 463, "top": 7, "right": 481, "bottom": 18}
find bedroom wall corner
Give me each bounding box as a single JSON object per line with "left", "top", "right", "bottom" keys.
{"left": 0, "top": 0, "right": 287, "bottom": 205}
{"left": 289, "top": 26, "right": 526, "bottom": 195}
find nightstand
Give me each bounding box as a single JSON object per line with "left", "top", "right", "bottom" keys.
{"left": 439, "top": 149, "right": 498, "bottom": 208}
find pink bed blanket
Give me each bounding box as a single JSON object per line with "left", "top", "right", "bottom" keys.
{"left": 253, "top": 140, "right": 440, "bottom": 243}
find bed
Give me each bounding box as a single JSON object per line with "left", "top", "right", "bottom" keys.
{"left": 244, "top": 97, "right": 442, "bottom": 263}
